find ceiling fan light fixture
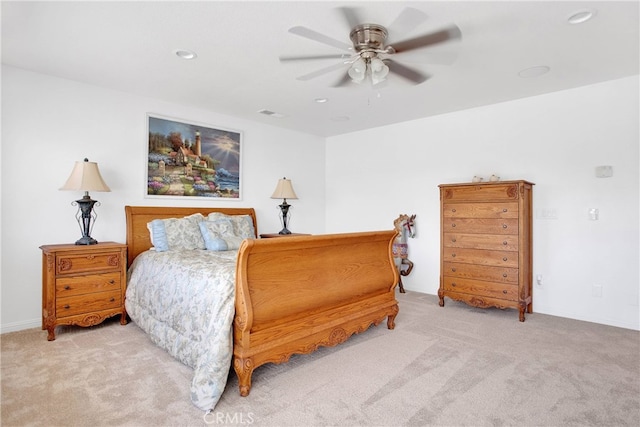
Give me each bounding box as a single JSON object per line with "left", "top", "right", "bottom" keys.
{"left": 370, "top": 57, "right": 389, "bottom": 83}
{"left": 348, "top": 58, "right": 367, "bottom": 83}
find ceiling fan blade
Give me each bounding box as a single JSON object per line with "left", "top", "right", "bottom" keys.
{"left": 288, "top": 26, "right": 352, "bottom": 52}
{"left": 332, "top": 72, "right": 353, "bottom": 87}
{"left": 296, "top": 61, "right": 349, "bottom": 81}
{"left": 280, "top": 53, "right": 352, "bottom": 62}
{"left": 388, "top": 25, "right": 461, "bottom": 54}
{"left": 386, "top": 59, "right": 430, "bottom": 84}
{"left": 387, "top": 7, "right": 428, "bottom": 37}
{"left": 338, "top": 7, "right": 364, "bottom": 31}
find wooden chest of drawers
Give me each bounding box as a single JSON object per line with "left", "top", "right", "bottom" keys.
{"left": 438, "top": 180, "right": 534, "bottom": 321}
{"left": 40, "top": 242, "right": 128, "bottom": 340}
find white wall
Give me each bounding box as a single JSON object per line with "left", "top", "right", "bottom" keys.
{"left": 2, "top": 66, "right": 638, "bottom": 332}
{"left": 1, "top": 65, "right": 326, "bottom": 332}
{"left": 326, "top": 76, "right": 639, "bottom": 330}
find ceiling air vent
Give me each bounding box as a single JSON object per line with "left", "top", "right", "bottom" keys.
{"left": 258, "top": 109, "right": 285, "bottom": 118}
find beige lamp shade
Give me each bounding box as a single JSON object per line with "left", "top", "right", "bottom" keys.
{"left": 60, "top": 158, "right": 111, "bottom": 192}
{"left": 271, "top": 177, "right": 297, "bottom": 200}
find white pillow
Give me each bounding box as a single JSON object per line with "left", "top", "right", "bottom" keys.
{"left": 207, "top": 213, "right": 255, "bottom": 238}
{"left": 199, "top": 219, "right": 244, "bottom": 251}
{"left": 147, "top": 213, "right": 206, "bottom": 252}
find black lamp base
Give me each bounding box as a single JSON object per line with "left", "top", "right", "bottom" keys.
{"left": 278, "top": 228, "right": 292, "bottom": 235}
{"left": 75, "top": 235, "right": 98, "bottom": 245}
{"left": 73, "top": 194, "right": 100, "bottom": 245}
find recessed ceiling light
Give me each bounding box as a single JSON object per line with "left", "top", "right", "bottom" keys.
{"left": 518, "top": 65, "right": 551, "bottom": 78}
{"left": 315, "top": 98, "right": 328, "bottom": 104}
{"left": 174, "top": 49, "right": 197, "bottom": 60}
{"left": 568, "top": 9, "right": 596, "bottom": 24}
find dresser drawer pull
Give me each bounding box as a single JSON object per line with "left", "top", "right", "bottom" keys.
{"left": 451, "top": 253, "right": 456, "bottom": 258}
{"left": 451, "top": 223, "right": 456, "bottom": 228}
{"left": 503, "top": 241, "right": 508, "bottom": 245}
{"left": 451, "top": 283, "right": 457, "bottom": 287}
{"left": 63, "top": 304, "right": 70, "bottom": 309}
{"left": 502, "top": 290, "right": 508, "bottom": 294}
{"left": 503, "top": 273, "right": 508, "bottom": 278}
{"left": 109, "top": 280, "right": 115, "bottom": 284}
{"left": 451, "top": 238, "right": 457, "bottom": 243}
{"left": 110, "top": 298, "right": 115, "bottom": 303}
{"left": 64, "top": 285, "right": 71, "bottom": 290}
{"left": 503, "top": 208, "right": 508, "bottom": 213}
{"left": 451, "top": 208, "right": 456, "bottom": 213}
{"left": 451, "top": 267, "right": 457, "bottom": 272}
{"left": 502, "top": 224, "right": 508, "bottom": 229}
{"left": 503, "top": 257, "right": 508, "bottom": 261}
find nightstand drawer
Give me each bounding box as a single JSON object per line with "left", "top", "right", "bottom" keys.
{"left": 56, "top": 251, "right": 123, "bottom": 275}
{"left": 56, "top": 272, "right": 121, "bottom": 297}
{"left": 56, "top": 290, "right": 121, "bottom": 318}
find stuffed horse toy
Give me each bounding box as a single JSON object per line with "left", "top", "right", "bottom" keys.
{"left": 392, "top": 214, "right": 416, "bottom": 293}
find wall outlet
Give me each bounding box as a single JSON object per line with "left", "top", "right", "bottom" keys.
{"left": 592, "top": 284, "right": 603, "bottom": 298}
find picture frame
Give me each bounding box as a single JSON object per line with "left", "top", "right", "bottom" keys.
{"left": 146, "top": 114, "right": 242, "bottom": 200}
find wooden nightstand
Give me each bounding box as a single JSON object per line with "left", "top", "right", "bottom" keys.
{"left": 40, "top": 242, "right": 128, "bottom": 341}
{"left": 260, "top": 233, "right": 311, "bottom": 238}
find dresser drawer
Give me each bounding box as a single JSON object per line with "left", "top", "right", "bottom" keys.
{"left": 443, "top": 277, "right": 518, "bottom": 301}
{"left": 441, "top": 182, "right": 521, "bottom": 202}
{"left": 444, "top": 247, "right": 519, "bottom": 267}
{"left": 56, "top": 290, "right": 121, "bottom": 318}
{"left": 443, "top": 202, "right": 519, "bottom": 219}
{"left": 444, "top": 218, "right": 519, "bottom": 235}
{"left": 443, "top": 233, "right": 519, "bottom": 251}
{"left": 56, "top": 272, "right": 120, "bottom": 297}
{"left": 443, "top": 262, "right": 518, "bottom": 284}
{"left": 56, "top": 251, "right": 123, "bottom": 275}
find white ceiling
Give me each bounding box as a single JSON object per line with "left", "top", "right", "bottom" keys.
{"left": 2, "top": 1, "right": 638, "bottom": 137}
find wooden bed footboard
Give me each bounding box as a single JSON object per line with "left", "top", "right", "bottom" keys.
{"left": 233, "top": 230, "right": 400, "bottom": 396}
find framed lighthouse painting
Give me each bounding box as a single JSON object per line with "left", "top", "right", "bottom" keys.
{"left": 146, "top": 114, "right": 242, "bottom": 200}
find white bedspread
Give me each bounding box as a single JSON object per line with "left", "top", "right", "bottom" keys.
{"left": 125, "top": 249, "right": 237, "bottom": 411}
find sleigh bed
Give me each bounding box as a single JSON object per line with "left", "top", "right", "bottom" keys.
{"left": 124, "top": 205, "right": 400, "bottom": 410}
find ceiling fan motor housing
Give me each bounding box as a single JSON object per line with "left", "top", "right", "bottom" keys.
{"left": 349, "top": 24, "right": 388, "bottom": 55}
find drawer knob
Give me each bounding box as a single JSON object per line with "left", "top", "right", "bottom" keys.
{"left": 451, "top": 253, "right": 456, "bottom": 258}
{"left": 503, "top": 257, "right": 508, "bottom": 261}
{"left": 110, "top": 298, "right": 115, "bottom": 302}
{"left": 502, "top": 290, "right": 508, "bottom": 294}
{"left": 63, "top": 305, "right": 70, "bottom": 309}
{"left": 503, "top": 209, "right": 508, "bottom": 213}
{"left": 109, "top": 280, "right": 115, "bottom": 284}
{"left": 503, "top": 273, "right": 508, "bottom": 278}
{"left": 502, "top": 224, "right": 508, "bottom": 229}
{"left": 451, "top": 208, "right": 456, "bottom": 213}
{"left": 451, "top": 283, "right": 457, "bottom": 287}
{"left": 451, "top": 238, "right": 457, "bottom": 243}
{"left": 64, "top": 286, "right": 71, "bottom": 290}
{"left": 503, "top": 241, "right": 508, "bottom": 245}
{"left": 451, "top": 268, "right": 457, "bottom": 272}
{"left": 451, "top": 223, "right": 456, "bottom": 228}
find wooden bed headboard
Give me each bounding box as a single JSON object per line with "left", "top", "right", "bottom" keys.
{"left": 124, "top": 205, "right": 258, "bottom": 266}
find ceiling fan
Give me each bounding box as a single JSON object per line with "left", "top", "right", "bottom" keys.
{"left": 279, "top": 7, "right": 462, "bottom": 87}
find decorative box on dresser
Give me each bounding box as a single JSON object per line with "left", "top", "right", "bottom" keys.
{"left": 40, "top": 242, "right": 128, "bottom": 340}
{"left": 438, "top": 180, "right": 534, "bottom": 321}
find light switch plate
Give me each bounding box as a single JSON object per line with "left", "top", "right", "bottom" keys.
{"left": 595, "top": 165, "right": 613, "bottom": 178}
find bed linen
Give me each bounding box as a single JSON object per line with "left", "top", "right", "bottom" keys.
{"left": 125, "top": 249, "right": 237, "bottom": 411}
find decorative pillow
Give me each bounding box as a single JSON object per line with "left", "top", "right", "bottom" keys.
{"left": 207, "top": 213, "right": 256, "bottom": 239}
{"left": 199, "top": 219, "right": 245, "bottom": 251}
{"left": 147, "top": 213, "right": 206, "bottom": 252}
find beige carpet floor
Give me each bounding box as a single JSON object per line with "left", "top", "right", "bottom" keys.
{"left": 1, "top": 292, "right": 639, "bottom": 426}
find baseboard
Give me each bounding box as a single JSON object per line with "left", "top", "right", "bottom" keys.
{"left": 1, "top": 319, "right": 41, "bottom": 335}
